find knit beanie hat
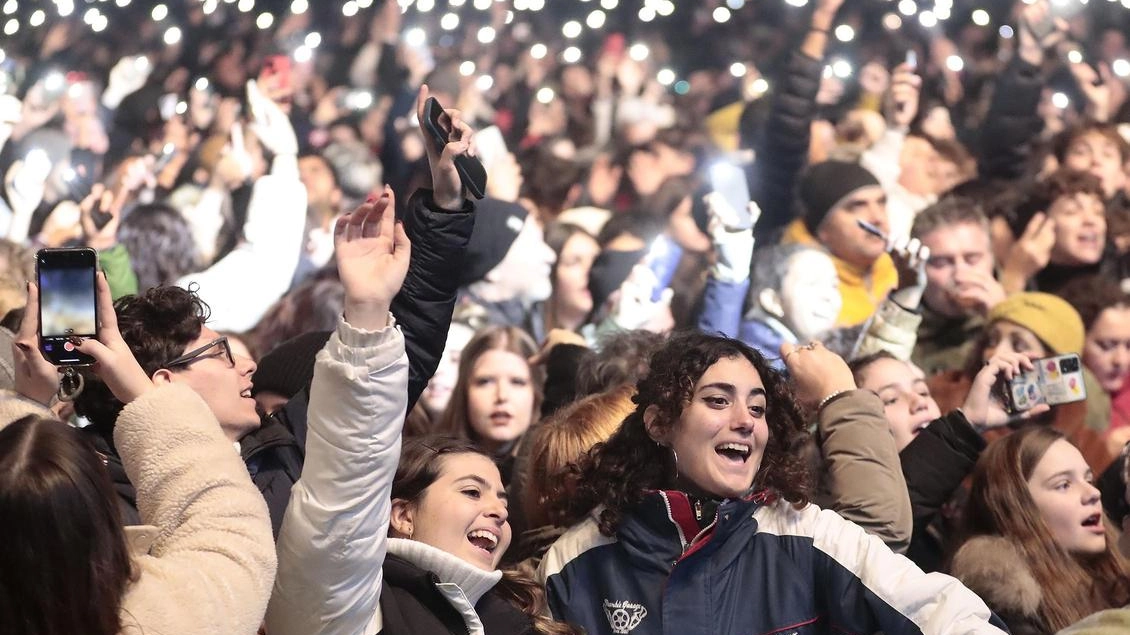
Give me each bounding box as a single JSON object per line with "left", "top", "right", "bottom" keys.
{"left": 799, "top": 160, "right": 881, "bottom": 233}
{"left": 987, "top": 292, "right": 1085, "bottom": 355}
{"left": 0, "top": 327, "right": 14, "bottom": 391}
{"left": 457, "top": 197, "right": 528, "bottom": 288}
{"left": 251, "top": 330, "right": 332, "bottom": 398}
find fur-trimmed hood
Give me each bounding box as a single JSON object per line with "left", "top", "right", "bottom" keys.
{"left": 950, "top": 535, "right": 1043, "bottom": 622}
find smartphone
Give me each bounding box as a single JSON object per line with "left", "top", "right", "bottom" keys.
{"left": 905, "top": 50, "right": 918, "bottom": 71}
{"left": 708, "top": 162, "right": 753, "bottom": 230}
{"left": 423, "top": 96, "right": 487, "bottom": 199}
{"left": 36, "top": 248, "right": 99, "bottom": 367}
{"left": 1000, "top": 353, "right": 1087, "bottom": 414}
{"left": 643, "top": 235, "right": 683, "bottom": 303}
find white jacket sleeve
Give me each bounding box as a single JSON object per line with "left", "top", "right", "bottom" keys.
{"left": 860, "top": 127, "right": 906, "bottom": 191}
{"left": 176, "top": 167, "right": 306, "bottom": 332}
{"left": 777, "top": 503, "right": 1007, "bottom": 634}
{"left": 266, "top": 316, "right": 409, "bottom": 635}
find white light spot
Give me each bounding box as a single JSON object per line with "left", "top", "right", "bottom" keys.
{"left": 729, "top": 62, "right": 747, "bottom": 77}
{"left": 562, "top": 46, "right": 582, "bottom": 63}
{"left": 657, "top": 68, "right": 676, "bottom": 86}
{"left": 163, "top": 26, "right": 181, "bottom": 45}
{"left": 151, "top": 4, "right": 167, "bottom": 21}
{"left": 629, "top": 43, "right": 649, "bottom": 61}
{"left": 834, "top": 24, "right": 854, "bottom": 41}
{"left": 972, "top": 9, "right": 990, "bottom": 25}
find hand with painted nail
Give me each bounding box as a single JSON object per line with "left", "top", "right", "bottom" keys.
{"left": 335, "top": 186, "right": 411, "bottom": 331}
{"left": 416, "top": 84, "right": 476, "bottom": 210}
{"left": 73, "top": 272, "right": 154, "bottom": 405}
{"left": 12, "top": 282, "right": 61, "bottom": 406}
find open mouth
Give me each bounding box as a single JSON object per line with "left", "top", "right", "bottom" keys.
{"left": 489, "top": 412, "right": 512, "bottom": 425}
{"left": 1082, "top": 513, "right": 1103, "bottom": 532}
{"left": 467, "top": 529, "right": 499, "bottom": 557}
{"left": 715, "top": 442, "right": 752, "bottom": 464}
{"left": 240, "top": 388, "right": 253, "bottom": 399}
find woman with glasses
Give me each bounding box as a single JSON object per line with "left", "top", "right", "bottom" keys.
{"left": 0, "top": 272, "right": 277, "bottom": 635}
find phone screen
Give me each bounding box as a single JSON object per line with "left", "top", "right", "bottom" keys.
{"left": 37, "top": 248, "right": 98, "bottom": 366}
{"left": 709, "top": 162, "right": 753, "bottom": 230}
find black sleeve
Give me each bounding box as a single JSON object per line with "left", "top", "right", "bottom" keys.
{"left": 977, "top": 57, "right": 1045, "bottom": 182}
{"left": 899, "top": 410, "right": 986, "bottom": 528}
{"left": 750, "top": 50, "right": 823, "bottom": 244}
{"left": 540, "top": 343, "right": 593, "bottom": 418}
{"left": 394, "top": 189, "right": 476, "bottom": 411}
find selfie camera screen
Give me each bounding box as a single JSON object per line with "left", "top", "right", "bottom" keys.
{"left": 40, "top": 268, "right": 96, "bottom": 337}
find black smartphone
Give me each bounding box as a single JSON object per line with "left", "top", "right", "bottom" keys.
{"left": 998, "top": 353, "right": 1087, "bottom": 414}
{"left": 422, "top": 96, "right": 487, "bottom": 200}
{"left": 36, "top": 248, "right": 99, "bottom": 366}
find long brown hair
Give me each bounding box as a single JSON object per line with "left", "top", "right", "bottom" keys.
{"left": 391, "top": 437, "right": 581, "bottom": 635}
{"left": 963, "top": 427, "right": 1130, "bottom": 629}
{"left": 0, "top": 416, "right": 135, "bottom": 635}
{"left": 439, "top": 325, "right": 544, "bottom": 451}
{"left": 554, "top": 331, "right": 812, "bottom": 536}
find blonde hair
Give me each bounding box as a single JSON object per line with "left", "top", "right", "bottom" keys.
{"left": 523, "top": 385, "right": 636, "bottom": 528}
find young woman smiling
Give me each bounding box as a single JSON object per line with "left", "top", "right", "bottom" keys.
{"left": 538, "top": 332, "right": 1007, "bottom": 635}
{"left": 266, "top": 178, "right": 576, "bottom": 635}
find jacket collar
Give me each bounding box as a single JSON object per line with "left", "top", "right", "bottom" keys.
{"left": 387, "top": 538, "right": 502, "bottom": 606}
{"left": 619, "top": 490, "right": 776, "bottom": 565}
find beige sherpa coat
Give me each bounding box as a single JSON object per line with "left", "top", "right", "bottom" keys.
{"left": 950, "top": 536, "right": 1047, "bottom": 635}
{"left": 1, "top": 385, "right": 277, "bottom": 635}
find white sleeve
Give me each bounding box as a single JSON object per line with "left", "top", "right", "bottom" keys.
{"left": 176, "top": 171, "right": 306, "bottom": 332}
{"left": 801, "top": 504, "right": 1006, "bottom": 634}
{"left": 265, "top": 316, "right": 409, "bottom": 635}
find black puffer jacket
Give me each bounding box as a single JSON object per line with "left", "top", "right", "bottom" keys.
{"left": 749, "top": 49, "right": 824, "bottom": 245}
{"left": 977, "top": 57, "right": 1045, "bottom": 182}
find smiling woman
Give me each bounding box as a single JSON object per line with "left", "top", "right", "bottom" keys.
{"left": 538, "top": 331, "right": 1009, "bottom": 635}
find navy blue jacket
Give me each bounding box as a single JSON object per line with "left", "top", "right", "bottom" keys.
{"left": 539, "top": 490, "right": 1007, "bottom": 635}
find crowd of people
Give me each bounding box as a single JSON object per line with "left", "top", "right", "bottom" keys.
{"left": 3, "top": 0, "right": 1130, "bottom": 632}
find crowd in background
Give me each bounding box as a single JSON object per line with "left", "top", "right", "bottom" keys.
{"left": 4, "top": 0, "right": 1130, "bottom": 633}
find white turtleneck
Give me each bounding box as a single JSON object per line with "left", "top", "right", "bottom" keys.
{"left": 383, "top": 538, "right": 504, "bottom": 635}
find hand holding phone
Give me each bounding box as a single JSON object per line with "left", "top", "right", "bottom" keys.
{"left": 997, "top": 353, "right": 1087, "bottom": 415}
{"left": 416, "top": 86, "right": 486, "bottom": 206}
{"left": 36, "top": 248, "right": 99, "bottom": 366}
{"left": 708, "top": 162, "right": 753, "bottom": 231}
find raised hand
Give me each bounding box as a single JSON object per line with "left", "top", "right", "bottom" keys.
{"left": 73, "top": 272, "right": 154, "bottom": 405}
{"left": 888, "top": 62, "right": 922, "bottom": 130}
{"left": 1001, "top": 212, "right": 1056, "bottom": 293}
{"left": 781, "top": 341, "right": 856, "bottom": 409}
{"left": 415, "top": 84, "right": 475, "bottom": 210}
{"left": 1017, "top": 0, "right": 1068, "bottom": 66}
{"left": 705, "top": 192, "right": 759, "bottom": 284}
{"left": 334, "top": 186, "right": 411, "bottom": 331}
{"left": 246, "top": 79, "right": 298, "bottom": 157}
{"left": 889, "top": 237, "right": 930, "bottom": 309}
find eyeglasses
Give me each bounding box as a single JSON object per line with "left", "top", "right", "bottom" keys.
{"left": 163, "top": 336, "right": 235, "bottom": 370}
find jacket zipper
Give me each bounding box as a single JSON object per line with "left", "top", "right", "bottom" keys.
{"left": 694, "top": 499, "right": 703, "bottom": 521}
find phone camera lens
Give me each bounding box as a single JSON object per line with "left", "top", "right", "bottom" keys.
{"left": 1060, "top": 358, "right": 1079, "bottom": 373}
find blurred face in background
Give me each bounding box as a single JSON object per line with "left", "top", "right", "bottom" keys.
{"left": 553, "top": 232, "right": 600, "bottom": 321}
{"left": 775, "top": 249, "right": 841, "bottom": 340}
{"left": 982, "top": 320, "right": 1048, "bottom": 364}
{"left": 1048, "top": 192, "right": 1106, "bottom": 267}
{"left": 1083, "top": 306, "right": 1130, "bottom": 394}
{"left": 423, "top": 322, "right": 476, "bottom": 419}
{"left": 856, "top": 357, "right": 941, "bottom": 451}
{"left": 815, "top": 186, "right": 889, "bottom": 269}
{"left": 1063, "top": 131, "right": 1126, "bottom": 199}
{"left": 920, "top": 221, "right": 995, "bottom": 318}
{"left": 466, "top": 348, "right": 536, "bottom": 453}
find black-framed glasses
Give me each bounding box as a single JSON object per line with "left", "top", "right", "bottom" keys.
{"left": 163, "top": 337, "right": 235, "bottom": 370}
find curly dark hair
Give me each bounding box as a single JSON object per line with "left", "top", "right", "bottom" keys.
{"left": 1008, "top": 169, "right": 1106, "bottom": 240}
{"left": 554, "top": 331, "right": 812, "bottom": 536}
{"left": 74, "top": 286, "right": 209, "bottom": 438}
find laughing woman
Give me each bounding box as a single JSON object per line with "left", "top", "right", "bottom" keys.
{"left": 538, "top": 332, "right": 1007, "bottom": 635}
{"left": 267, "top": 184, "right": 577, "bottom": 635}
